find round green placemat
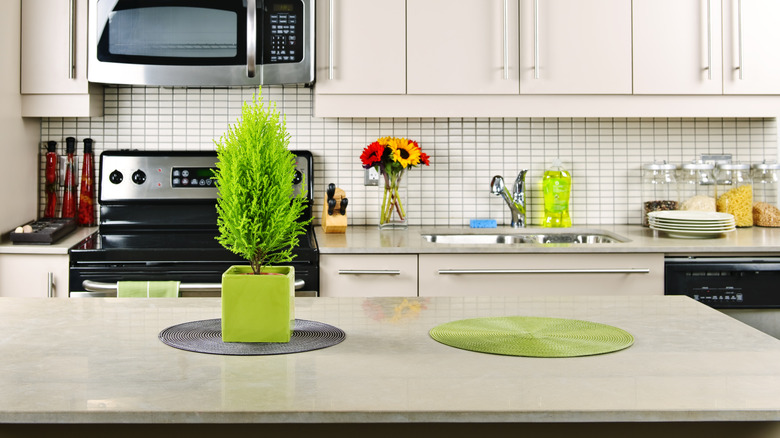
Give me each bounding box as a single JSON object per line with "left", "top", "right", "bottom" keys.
{"left": 429, "top": 316, "right": 634, "bottom": 357}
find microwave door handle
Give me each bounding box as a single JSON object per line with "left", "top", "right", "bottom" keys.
{"left": 247, "top": 0, "right": 257, "bottom": 78}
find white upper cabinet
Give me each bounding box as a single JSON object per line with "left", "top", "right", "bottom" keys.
{"left": 633, "top": 0, "right": 723, "bottom": 94}
{"left": 315, "top": 0, "right": 406, "bottom": 94}
{"left": 21, "top": 0, "right": 102, "bottom": 117}
{"left": 723, "top": 0, "right": 780, "bottom": 94}
{"left": 406, "top": 0, "right": 520, "bottom": 95}
{"left": 518, "top": 0, "right": 632, "bottom": 94}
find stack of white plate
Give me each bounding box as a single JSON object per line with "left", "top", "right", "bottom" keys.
{"left": 647, "top": 211, "right": 736, "bottom": 239}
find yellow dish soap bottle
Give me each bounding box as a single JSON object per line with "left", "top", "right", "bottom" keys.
{"left": 542, "top": 159, "right": 572, "bottom": 227}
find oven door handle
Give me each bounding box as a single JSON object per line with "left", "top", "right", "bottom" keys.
{"left": 72, "top": 279, "right": 306, "bottom": 297}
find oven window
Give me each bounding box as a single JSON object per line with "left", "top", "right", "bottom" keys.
{"left": 106, "top": 7, "right": 238, "bottom": 58}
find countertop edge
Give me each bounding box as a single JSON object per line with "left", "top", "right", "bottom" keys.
{"left": 1, "top": 409, "right": 778, "bottom": 424}
{"left": 0, "top": 227, "right": 96, "bottom": 255}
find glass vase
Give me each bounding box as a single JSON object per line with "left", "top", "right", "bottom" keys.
{"left": 379, "top": 167, "right": 408, "bottom": 229}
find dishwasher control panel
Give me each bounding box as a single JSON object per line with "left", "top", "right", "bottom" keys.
{"left": 665, "top": 256, "right": 780, "bottom": 309}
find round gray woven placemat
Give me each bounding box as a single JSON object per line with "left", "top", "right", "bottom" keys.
{"left": 159, "top": 318, "right": 345, "bottom": 355}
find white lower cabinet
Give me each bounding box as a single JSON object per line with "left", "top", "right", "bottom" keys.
{"left": 319, "top": 254, "right": 418, "bottom": 297}
{"left": 0, "top": 254, "right": 69, "bottom": 298}
{"left": 418, "top": 253, "right": 664, "bottom": 297}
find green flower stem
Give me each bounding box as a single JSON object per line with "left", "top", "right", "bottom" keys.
{"left": 380, "top": 168, "right": 406, "bottom": 225}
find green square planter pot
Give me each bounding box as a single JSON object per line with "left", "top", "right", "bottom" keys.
{"left": 221, "top": 265, "right": 295, "bottom": 343}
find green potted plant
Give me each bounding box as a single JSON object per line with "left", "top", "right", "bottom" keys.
{"left": 213, "top": 90, "right": 309, "bottom": 343}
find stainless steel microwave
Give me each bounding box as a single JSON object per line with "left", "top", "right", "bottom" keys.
{"left": 88, "top": 0, "right": 314, "bottom": 86}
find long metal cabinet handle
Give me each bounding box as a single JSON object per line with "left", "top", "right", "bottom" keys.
{"left": 328, "top": 0, "right": 335, "bottom": 80}
{"left": 338, "top": 270, "right": 402, "bottom": 275}
{"left": 247, "top": 0, "right": 257, "bottom": 78}
{"left": 80, "top": 279, "right": 305, "bottom": 293}
{"left": 437, "top": 268, "right": 651, "bottom": 275}
{"left": 707, "top": 0, "right": 712, "bottom": 80}
{"left": 737, "top": 0, "right": 743, "bottom": 79}
{"left": 503, "top": 0, "right": 509, "bottom": 79}
{"left": 48, "top": 272, "right": 54, "bottom": 298}
{"left": 534, "top": 0, "right": 539, "bottom": 79}
{"left": 69, "top": 0, "right": 76, "bottom": 79}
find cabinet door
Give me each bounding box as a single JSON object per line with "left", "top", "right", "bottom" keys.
{"left": 315, "top": 0, "right": 406, "bottom": 94}
{"left": 406, "top": 0, "right": 520, "bottom": 94}
{"left": 20, "top": 0, "right": 102, "bottom": 116}
{"left": 723, "top": 0, "right": 780, "bottom": 94}
{"left": 634, "top": 0, "right": 723, "bottom": 94}
{"left": 419, "top": 253, "right": 664, "bottom": 297}
{"left": 0, "top": 254, "right": 69, "bottom": 298}
{"left": 519, "top": 0, "right": 631, "bottom": 94}
{"left": 320, "top": 254, "right": 418, "bottom": 297}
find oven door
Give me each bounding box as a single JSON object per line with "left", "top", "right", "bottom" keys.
{"left": 88, "top": 0, "right": 314, "bottom": 86}
{"left": 69, "top": 260, "right": 317, "bottom": 297}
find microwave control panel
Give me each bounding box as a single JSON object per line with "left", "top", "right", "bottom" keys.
{"left": 264, "top": 2, "right": 303, "bottom": 64}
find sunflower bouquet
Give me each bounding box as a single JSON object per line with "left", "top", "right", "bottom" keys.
{"left": 360, "top": 137, "right": 430, "bottom": 228}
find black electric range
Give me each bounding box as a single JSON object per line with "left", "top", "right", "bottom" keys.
{"left": 69, "top": 150, "right": 318, "bottom": 297}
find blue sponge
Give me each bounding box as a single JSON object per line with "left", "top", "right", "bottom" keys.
{"left": 469, "top": 219, "right": 497, "bottom": 228}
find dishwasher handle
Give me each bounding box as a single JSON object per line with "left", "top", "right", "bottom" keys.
{"left": 74, "top": 279, "right": 305, "bottom": 297}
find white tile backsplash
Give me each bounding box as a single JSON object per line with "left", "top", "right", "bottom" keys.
{"left": 40, "top": 85, "right": 777, "bottom": 226}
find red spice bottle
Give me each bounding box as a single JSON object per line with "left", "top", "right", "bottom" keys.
{"left": 43, "top": 141, "right": 58, "bottom": 218}
{"left": 77, "top": 138, "right": 95, "bottom": 226}
{"left": 61, "top": 137, "right": 78, "bottom": 219}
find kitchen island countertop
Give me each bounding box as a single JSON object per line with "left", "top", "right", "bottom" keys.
{"left": 1, "top": 295, "right": 779, "bottom": 436}
{"left": 315, "top": 224, "right": 780, "bottom": 254}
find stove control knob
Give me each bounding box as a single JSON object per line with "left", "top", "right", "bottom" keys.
{"left": 109, "top": 170, "right": 123, "bottom": 184}
{"left": 132, "top": 170, "right": 147, "bottom": 185}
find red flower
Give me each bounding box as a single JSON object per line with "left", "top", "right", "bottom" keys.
{"left": 360, "top": 142, "right": 385, "bottom": 169}
{"left": 419, "top": 152, "right": 430, "bottom": 166}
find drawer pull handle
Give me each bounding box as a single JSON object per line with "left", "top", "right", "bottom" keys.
{"left": 338, "top": 270, "right": 401, "bottom": 275}
{"left": 438, "top": 268, "right": 650, "bottom": 275}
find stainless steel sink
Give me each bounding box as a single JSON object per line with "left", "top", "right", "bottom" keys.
{"left": 421, "top": 229, "right": 628, "bottom": 245}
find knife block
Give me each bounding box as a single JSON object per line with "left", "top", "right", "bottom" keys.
{"left": 321, "top": 187, "right": 347, "bottom": 234}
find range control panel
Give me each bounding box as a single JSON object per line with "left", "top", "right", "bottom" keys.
{"left": 99, "top": 151, "right": 310, "bottom": 203}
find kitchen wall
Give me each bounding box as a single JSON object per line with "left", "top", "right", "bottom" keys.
{"left": 39, "top": 85, "right": 778, "bottom": 227}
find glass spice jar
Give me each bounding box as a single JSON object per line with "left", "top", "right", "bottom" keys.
{"left": 642, "top": 161, "right": 678, "bottom": 227}
{"left": 716, "top": 162, "right": 753, "bottom": 227}
{"left": 678, "top": 161, "right": 716, "bottom": 212}
{"left": 751, "top": 161, "right": 780, "bottom": 227}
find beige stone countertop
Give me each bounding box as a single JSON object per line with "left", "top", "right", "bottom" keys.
{"left": 1, "top": 295, "right": 779, "bottom": 427}
{"left": 315, "top": 225, "right": 780, "bottom": 254}
{"left": 0, "top": 226, "right": 96, "bottom": 255}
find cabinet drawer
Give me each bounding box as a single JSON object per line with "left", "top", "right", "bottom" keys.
{"left": 320, "top": 254, "right": 418, "bottom": 297}
{"left": 419, "top": 253, "right": 663, "bottom": 297}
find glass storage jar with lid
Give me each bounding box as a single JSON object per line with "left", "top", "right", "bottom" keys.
{"left": 642, "top": 161, "right": 678, "bottom": 227}
{"left": 751, "top": 161, "right": 780, "bottom": 227}
{"left": 678, "top": 161, "right": 716, "bottom": 212}
{"left": 716, "top": 162, "right": 753, "bottom": 227}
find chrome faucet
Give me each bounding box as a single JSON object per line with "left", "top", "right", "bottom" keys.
{"left": 491, "top": 170, "right": 528, "bottom": 228}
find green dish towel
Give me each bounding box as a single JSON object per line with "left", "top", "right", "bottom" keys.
{"left": 117, "top": 281, "right": 180, "bottom": 298}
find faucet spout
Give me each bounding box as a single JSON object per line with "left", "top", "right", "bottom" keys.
{"left": 491, "top": 169, "right": 527, "bottom": 228}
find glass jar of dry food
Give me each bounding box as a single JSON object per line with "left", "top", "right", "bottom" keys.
{"left": 751, "top": 161, "right": 780, "bottom": 227}
{"left": 642, "top": 161, "right": 678, "bottom": 227}
{"left": 678, "top": 161, "right": 716, "bottom": 212}
{"left": 716, "top": 162, "right": 753, "bottom": 227}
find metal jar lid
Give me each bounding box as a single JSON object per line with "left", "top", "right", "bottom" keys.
{"left": 717, "top": 162, "right": 750, "bottom": 170}
{"left": 752, "top": 161, "right": 780, "bottom": 170}
{"left": 643, "top": 161, "right": 677, "bottom": 171}
{"left": 681, "top": 161, "right": 714, "bottom": 170}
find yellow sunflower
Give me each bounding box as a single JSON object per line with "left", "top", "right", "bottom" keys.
{"left": 390, "top": 138, "right": 421, "bottom": 168}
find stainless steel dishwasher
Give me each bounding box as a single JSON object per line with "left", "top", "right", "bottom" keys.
{"left": 665, "top": 256, "right": 780, "bottom": 339}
